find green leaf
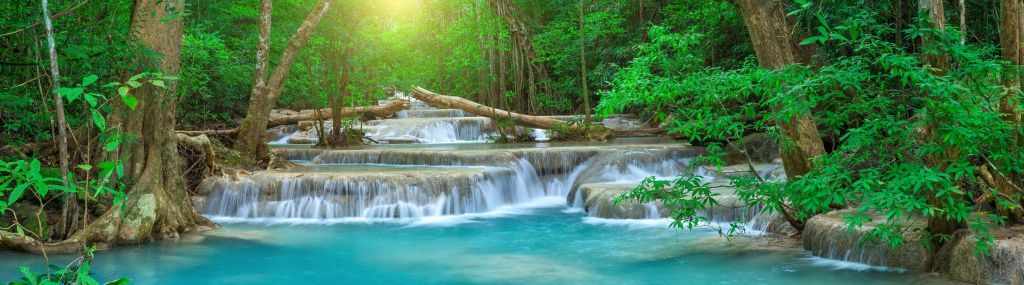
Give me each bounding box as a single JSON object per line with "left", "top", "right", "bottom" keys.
{"left": 82, "top": 74, "right": 99, "bottom": 87}
{"left": 122, "top": 96, "right": 138, "bottom": 110}
{"left": 78, "top": 164, "right": 94, "bottom": 171}
{"left": 150, "top": 80, "right": 166, "bottom": 88}
{"left": 84, "top": 93, "right": 99, "bottom": 108}
{"left": 126, "top": 80, "right": 142, "bottom": 88}
{"left": 91, "top": 109, "right": 106, "bottom": 131}
{"left": 129, "top": 73, "right": 146, "bottom": 82}
{"left": 9, "top": 183, "right": 28, "bottom": 204}
{"left": 117, "top": 86, "right": 130, "bottom": 97}
{"left": 30, "top": 159, "right": 40, "bottom": 171}
{"left": 55, "top": 87, "right": 84, "bottom": 103}
{"left": 105, "top": 278, "right": 132, "bottom": 285}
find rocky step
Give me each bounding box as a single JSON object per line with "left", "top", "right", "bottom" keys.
{"left": 575, "top": 182, "right": 762, "bottom": 223}
{"left": 274, "top": 143, "right": 699, "bottom": 177}
{"left": 199, "top": 165, "right": 546, "bottom": 219}
{"left": 803, "top": 209, "right": 1024, "bottom": 284}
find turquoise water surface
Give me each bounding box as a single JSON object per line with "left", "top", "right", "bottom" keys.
{"left": 0, "top": 203, "right": 958, "bottom": 285}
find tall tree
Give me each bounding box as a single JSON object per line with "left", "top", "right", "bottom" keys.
{"left": 236, "top": 0, "right": 331, "bottom": 161}
{"left": 40, "top": 0, "right": 77, "bottom": 239}
{"left": 578, "top": 0, "right": 592, "bottom": 123}
{"left": 917, "top": 0, "right": 962, "bottom": 246}
{"left": 733, "top": 0, "right": 825, "bottom": 179}
{"left": 489, "top": 0, "right": 552, "bottom": 114}
{"left": 998, "top": 0, "right": 1024, "bottom": 222}
{"left": 0, "top": 0, "right": 214, "bottom": 253}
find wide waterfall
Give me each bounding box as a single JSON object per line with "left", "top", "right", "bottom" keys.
{"left": 202, "top": 98, "right": 782, "bottom": 230}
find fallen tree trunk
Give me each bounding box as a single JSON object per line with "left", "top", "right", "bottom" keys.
{"left": 410, "top": 87, "right": 566, "bottom": 129}
{"left": 176, "top": 128, "right": 239, "bottom": 136}
{"left": 267, "top": 100, "right": 409, "bottom": 127}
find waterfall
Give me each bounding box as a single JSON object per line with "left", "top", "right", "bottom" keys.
{"left": 228, "top": 97, "right": 711, "bottom": 223}
{"left": 364, "top": 117, "right": 495, "bottom": 143}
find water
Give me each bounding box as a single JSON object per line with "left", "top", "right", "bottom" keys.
{"left": 0, "top": 207, "right": 957, "bottom": 285}
{"left": 0, "top": 99, "right": 966, "bottom": 284}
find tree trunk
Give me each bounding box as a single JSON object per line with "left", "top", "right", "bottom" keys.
{"left": 0, "top": 0, "right": 215, "bottom": 254}
{"left": 41, "top": 0, "right": 78, "bottom": 240}
{"left": 488, "top": 0, "right": 551, "bottom": 114}
{"left": 920, "top": 0, "right": 950, "bottom": 71}
{"left": 734, "top": 0, "right": 825, "bottom": 179}
{"left": 999, "top": 0, "right": 1024, "bottom": 223}
{"left": 236, "top": 0, "right": 331, "bottom": 162}
{"left": 248, "top": 0, "right": 272, "bottom": 118}
{"left": 268, "top": 100, "right": 409, "bottom": 127}
{"left": 578, "top": 0, "right": 592, "bottom": 124}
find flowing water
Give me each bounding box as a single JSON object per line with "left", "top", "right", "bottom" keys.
{"left": 0, "top": 207, "right": 957, "bottom": 285}
{"left": 0, "top": 99, "right": 964, "bottom": 284}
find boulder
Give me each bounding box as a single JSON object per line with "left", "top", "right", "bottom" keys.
{"left": 0, "top": 203, "right": 49, "bottom": 241}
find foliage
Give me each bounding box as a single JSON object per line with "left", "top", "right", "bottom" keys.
{"left": 607, "top": 0, "right": 1024, "bottom": 256}
{"left": 8, "top": 247, "right": 130, "bottom": 285}
{"left": 546, "top": 116, "right": 612, "bottom": 142}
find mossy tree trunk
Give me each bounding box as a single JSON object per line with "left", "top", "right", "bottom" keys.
{"left": 998, "top": 0, "right": 1024, "bottom": 223}
{"left": 0, "top": 0, "right": 215, "bottom": 254}
{"left": 734, "top": 0, "right": 826, "bottom": 231}
{"left": 734, "top": 0, "right": 825, "bottom": 179}
{"left": 917, "top": 0, "right": 963, "bottom": 246}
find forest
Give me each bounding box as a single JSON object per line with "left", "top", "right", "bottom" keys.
{"left": 0, "top": 0, "right": 1022, "bottom": 284}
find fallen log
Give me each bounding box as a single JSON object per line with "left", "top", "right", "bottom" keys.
{"left": 267, "top": 100, "right": 409, "bottom": 127}
{"left": 410, "top": 87, "right": 565, "bottom": 129}
{"left": 176, "top": 128, "right": 239, "bottom": 136}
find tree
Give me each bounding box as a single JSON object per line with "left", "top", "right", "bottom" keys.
{"left": 39, "top": 0, "right": 77, "bottom": 239}
{"left": 733, "top": 0, "right": 825, "bottom": 179}
{"left": 998, "top": 0, "right": 1024, "bottom": 223}
{"left": 1, "top": 0, "right": 215, "bottom": 253}
{"left": 578, "top": 0, "right": 592, "bottom": 123}
{"left": 235, "top": 0, "right": 331, "bottom": 161}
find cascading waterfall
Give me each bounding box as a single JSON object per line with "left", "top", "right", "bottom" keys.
{"left": 204, "top": 165, "right": 560, "bottom": 220}
{"left": 203, "top": 145, "right": 702, "bottom": 221}
{"left": 364, "top": 117, "right": 495, "bottom": 143}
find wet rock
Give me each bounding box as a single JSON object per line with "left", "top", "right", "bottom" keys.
{"left": 0, "top": 203, "right": 48, "bottom": 240}
{"left": 802, "top": 209, "right": 929, "bottom": 270}
{"left": 578, "top": 182, "right": 763, "bottom": 223}
{"left": 946, "top": 228, "right": 1024, "bottom": 284}
{"left": 265, "top": 125, "right": 299, "bottom": 142}
{"left": 579, "top": 183, "right": 667, "bottom": 219}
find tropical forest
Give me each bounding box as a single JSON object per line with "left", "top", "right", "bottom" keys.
{"left": 0, "top": 0, "right": 1022, "bottom": 284}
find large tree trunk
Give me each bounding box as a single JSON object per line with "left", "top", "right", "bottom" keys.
{"left": 1, "top": 0, "right": 215, "bottom": 254}
{"left": 488, "top": 0, "right": 551, "bottom": 114}
{"left": 917, "top": 0, "right": 963, "bottom": 248}
{"left": 411, "top": 87, "right": 567, "bottom": 129}
{"left": 734, "top": 0, "right": 825, "bottom": 179}
{"left": 235, "top": 0, "right": 331, "bottom": 162}
{"left": 734, "top": 0, "right": 826, "bottom": 232}
{"left": 998, "top": 0, "right": 1024, "bottom": 223}
{"left": 269, "top": 101, "right": 409, "bottom": 127}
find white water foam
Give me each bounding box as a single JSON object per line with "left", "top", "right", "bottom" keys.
{"left": 269, "top": 131, "right": 300, "bottom": 145}
{"left": 581, "top": 217, "right": 674, "bottom": 229}
{"left": 804, "top": 256, "right": 909, "bottom": 273}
